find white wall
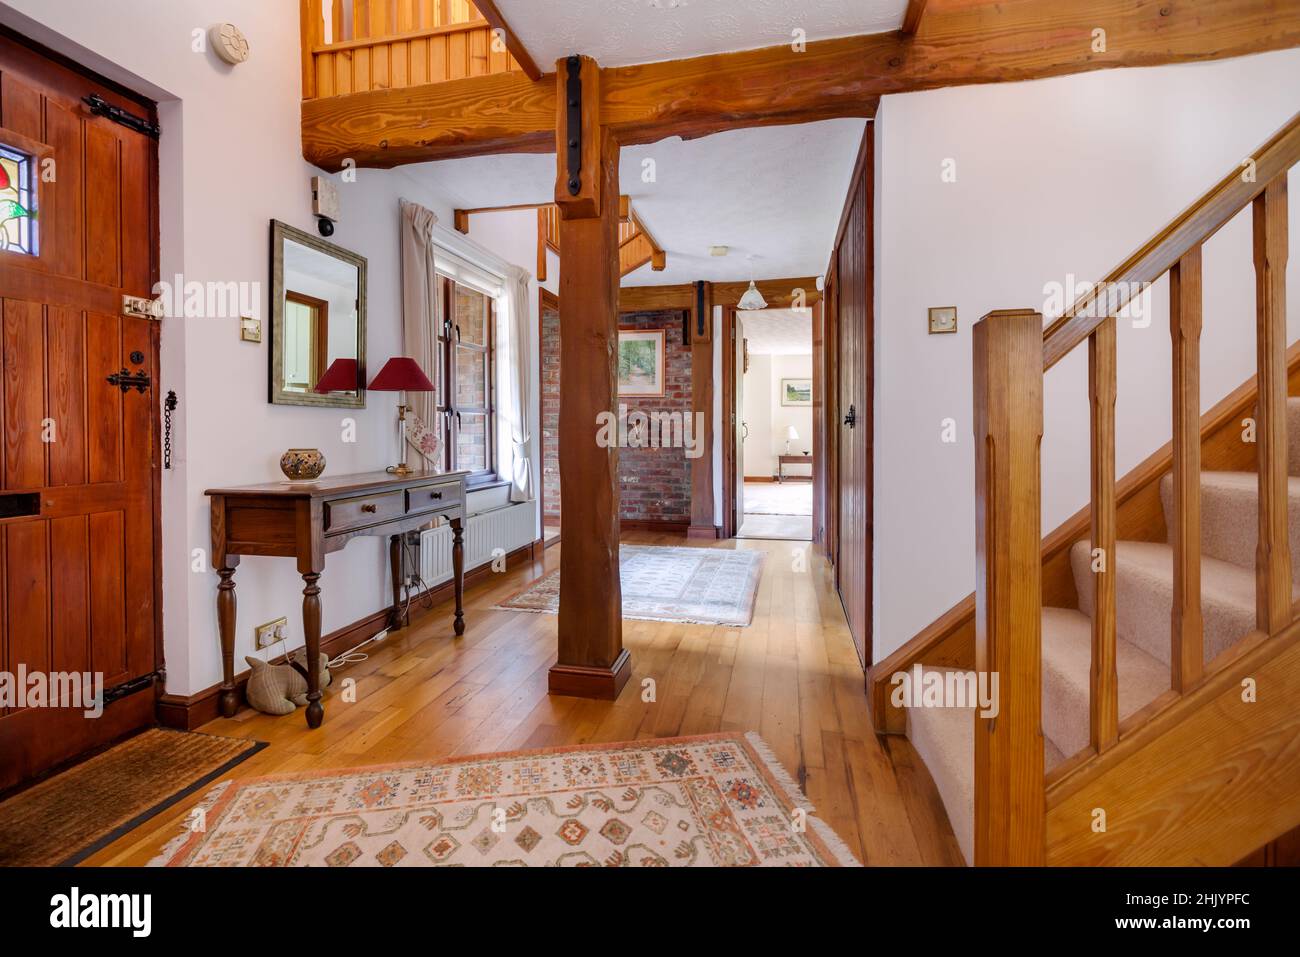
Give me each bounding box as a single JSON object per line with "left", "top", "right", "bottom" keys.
{"left": 0, "top": 0, "right": 544, "bottom": 695}
{"left": 872, "top": 49, "right": 1300, "bottom": 663}
{"left": 742, "top": 354, "right": 813, "bottom": 478}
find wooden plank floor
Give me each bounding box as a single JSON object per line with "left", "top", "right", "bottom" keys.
{"left": 85, "top": 532, "right": 963, "bottom": 866}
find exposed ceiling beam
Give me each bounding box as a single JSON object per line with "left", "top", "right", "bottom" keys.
{"left": 902, "top": 0, "right": 929, "bottom": 35}
{"left": 472, "top": 0, "right": 544, "bottom": 81}
{"left": 452, "top": 201, "right": 550, "bottom": 233}
{"left": 302, "top": 0, "right": 1300, "bottom": 170}
{"left": 619, "top": 278, "right": 821, "bottom": 312}
{"left": 628, "top": 210, "right": 665, "bottom": 271}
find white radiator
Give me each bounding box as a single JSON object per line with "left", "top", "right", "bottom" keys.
{"left": 419, "top": 501, "right": 536, "bottom": 585}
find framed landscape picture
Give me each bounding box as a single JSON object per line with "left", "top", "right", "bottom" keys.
{"left": 781, "top": 377, "right": 812, "bottom": 406}
{"left": 618, "top": 329, "right": 666, "bottom": 396}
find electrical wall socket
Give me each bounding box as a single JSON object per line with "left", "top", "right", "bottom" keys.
{"left": 255, "top": 617, "right": 288, "bottom": 650}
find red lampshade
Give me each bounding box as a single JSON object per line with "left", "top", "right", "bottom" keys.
{"left": 368, "top": 356, "right": 435, "bottom": 392}
{"left": 313, "top": 357, "right": 359, "bottom": 393}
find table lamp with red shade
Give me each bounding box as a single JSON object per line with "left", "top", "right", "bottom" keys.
{"left": 313, "top": 357, "right": 359, "bottom": 394}
{"left": 368, "top": 356, "right": 436, "bottom": 476}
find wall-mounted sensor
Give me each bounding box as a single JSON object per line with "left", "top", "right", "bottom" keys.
{"left": 209, "top": 23, "right": 250, "bottom": 65}
{"left": 312, "top": 176, "right": 340, "bottom": 237}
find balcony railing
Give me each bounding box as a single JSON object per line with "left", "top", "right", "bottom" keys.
{"left": 300, "top": 0, "right": 528, "bottom": 99}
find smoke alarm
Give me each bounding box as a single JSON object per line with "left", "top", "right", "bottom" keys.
{"left": 209, "top": 23, "right": 250, "bottom": 65}
{"left": 709, "top": 245, "right": 729, "bottom": 257}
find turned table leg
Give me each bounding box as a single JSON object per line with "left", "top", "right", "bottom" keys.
{"left": 389, "top": 533, "right": 405, "bottom": 631}
{"left": 451, "top": 516, "right": 465, "bottom": 636}
{"left": 216, "top": 563, "right": 239, "bottom": 718}
{"left": 302, "top": 571, "right": 324, "bottom": 728}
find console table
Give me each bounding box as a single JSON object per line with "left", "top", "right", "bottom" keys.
{"left": 206, "top": 469, "right": 469, "bottom": 728}
{"left": 777, "top": 454, "right": 813, "bottom": 483}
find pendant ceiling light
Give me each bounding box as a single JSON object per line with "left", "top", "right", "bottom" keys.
{"left": 738, "top": 281, "right": 767, "bottom": 310}
{"left": 737, "top": 259, "right": 767, "bottom": 310}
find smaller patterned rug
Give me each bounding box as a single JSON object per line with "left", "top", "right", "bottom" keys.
{"left": 496, "top": 544, "right": 764, "bottom": 626}
{"left": 151, "top": 732, "right": 860, "bottom": 867}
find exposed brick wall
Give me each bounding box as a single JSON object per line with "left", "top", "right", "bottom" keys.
{"left": 539, "top": 307, "right": 694, "bottom": 525}
{"left": 616, "top": 311, "right": 692, "bottom": 524}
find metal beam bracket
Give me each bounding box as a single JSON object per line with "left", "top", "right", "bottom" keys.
{"left": 564, "top": 56, "right": 583, "bottom": 196}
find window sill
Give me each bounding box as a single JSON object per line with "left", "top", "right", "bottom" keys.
{"left": 466, "top": 475, "right": 510, "bottom": 493}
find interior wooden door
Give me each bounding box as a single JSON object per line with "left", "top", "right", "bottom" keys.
{"left": 0, "top": 33, "right": 160, "bottom": 790}
{"left": 835, "top": 131, "right": 873, "bottom": 668}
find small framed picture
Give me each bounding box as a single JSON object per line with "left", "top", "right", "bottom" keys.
{"left": 928, "top": 306, "right": 958, "bottom": 334}
{"left": 781, "top": 378, "right": 812, "bottom": 406}
{"left": 618, "top": 328, "right": 666, "bottom": 397}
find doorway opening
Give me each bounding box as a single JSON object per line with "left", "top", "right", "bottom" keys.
{"left": 733, "top": 308, "right": 814, "bottom": 541}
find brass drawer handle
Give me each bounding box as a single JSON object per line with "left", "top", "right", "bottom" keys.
{"left": 361, "top": 503, "right": 378, "bottom": 513}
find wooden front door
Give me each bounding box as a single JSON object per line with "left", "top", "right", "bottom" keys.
{"left": 0, "top": 33, "right": 160, "bottom": 790}
{"left": 835, "top": 131, "right": 873, "bottom": 668}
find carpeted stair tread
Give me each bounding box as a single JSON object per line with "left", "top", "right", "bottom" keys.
{"left": 904, "top": 667, "right": 1065, "bottom": 866}
{"left": 1069, "top": 539, "right": 1295, "bottom": 667}
{"left": 1159, "top": 470, "right": 1300, "bottom": 585}
{"left": 1041, "top": 606, "right": 1169, "bottom": 760}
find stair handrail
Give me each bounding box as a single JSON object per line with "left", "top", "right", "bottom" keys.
{"left": 1042, "top": 111, "right": 1300, "bottom": 370}
{"left": 971, "top": 109, "right": 1300, "bottom": 866}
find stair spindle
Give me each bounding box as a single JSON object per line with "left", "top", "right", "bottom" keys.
{"left": 1253, "top": 173, "right": 1292, "bottom": 634}
{"left": 1089, "top": 317, "right": 1119, "bottom": 751}
{"left": 1169, "top": 246, "right": 1205, "bottom": 692}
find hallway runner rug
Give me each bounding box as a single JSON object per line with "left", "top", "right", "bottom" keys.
{"left": 151, "top": 732, "right": 861, "bottom": 867}
{"left": 0, "top": 728, "right": 265, "bottom": 866}
{"left": 494, "top": 544, "right": 764, "bottom": 626}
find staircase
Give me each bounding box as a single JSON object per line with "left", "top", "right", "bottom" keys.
{"left": 911, "top": 399, "right": 1300, "bottom": 864}
{"left": 879, "top": 111, "right": 1300, "bottom": 866}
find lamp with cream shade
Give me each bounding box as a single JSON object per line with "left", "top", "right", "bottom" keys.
{"left": 785, "top": 425, "right": 799, "bottom": 455}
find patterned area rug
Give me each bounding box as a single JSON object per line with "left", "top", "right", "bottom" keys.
{"left": 151, "top": 732, "right": 860, "bottom": 867}
{"left": 495, "top": 545, "right": 764, "bottom": 626}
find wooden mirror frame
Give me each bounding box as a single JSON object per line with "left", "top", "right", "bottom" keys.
{"left": 268, "top": 219, "right": 367, "bottom": 408}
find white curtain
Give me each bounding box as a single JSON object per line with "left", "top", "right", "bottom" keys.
{"left": 399, "top": 200, "right": 441, "bottom": 469}
{"left": 503, "top": 264, "right": 534, "bottom": 502}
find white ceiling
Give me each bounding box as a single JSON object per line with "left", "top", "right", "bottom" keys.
{"left": 494, "top": 0, "right": 908, "bottom": 68}
{"left": 407, "top": 117, "right": 864, "bottom": 287}
{"left": 741, "top": 309, "right": 812, "bottom": 355}
{"left": 620, "top": 119, "right": 865, "bottom": 285}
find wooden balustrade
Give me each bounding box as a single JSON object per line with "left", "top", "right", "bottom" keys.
{"left": 300, "top": 0, "right": 526, "bottom": 99}
{"left": 973, "top": 111, "right": 1300, "bottom": 864}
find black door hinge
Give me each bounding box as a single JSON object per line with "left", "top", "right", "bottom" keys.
{"left": 83, "top": 93, "right": 161, "bottom": 139}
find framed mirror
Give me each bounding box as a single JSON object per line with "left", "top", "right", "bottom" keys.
{"left": 269, "top": 220, "right": 367, "bottom": 408}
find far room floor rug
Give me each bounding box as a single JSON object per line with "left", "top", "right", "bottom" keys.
{"left": 743, "top": 481, "right": 813, "bottom": 516}
{"left": 0, "top": 728, "right": 265, "bottom": 866}
{"left": 496, "top": 544, "right": 764, "bottom": 626}
{"left": 151, "top": 732, "right": 860, "bottom": 867}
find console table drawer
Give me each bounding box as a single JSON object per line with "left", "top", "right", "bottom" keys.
{"left": 324, "top": 490, "right": 405, "bottom": 533}
{"left": 406, "top": 481, "right": 459, "bottom": 515}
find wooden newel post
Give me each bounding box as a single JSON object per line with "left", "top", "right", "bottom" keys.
{"left": 972, "top": 309, "right": 1046, "bottom": 866}
{"left": 549, "top": 54, "right": 632, "bottom": 699}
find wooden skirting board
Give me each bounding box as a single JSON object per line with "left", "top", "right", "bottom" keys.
{"left": 619, "top": 518, "right": 690, "bottom": 534}
{"left": 869, "top": 341, "right": 1300, "bottom": 734}
{"left": 158, "top": 539, "right": 544, "bottom": 730}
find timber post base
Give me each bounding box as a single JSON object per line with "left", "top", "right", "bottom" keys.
{"left": 548, "top": 649, "right": 633, "bottom": 700}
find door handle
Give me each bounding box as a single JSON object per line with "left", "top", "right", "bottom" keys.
{"left": 843, "top": 404, "right": 857, "bottom": 429}
{"left": 742, "top": 422, "right": 749, "bottom": 441}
